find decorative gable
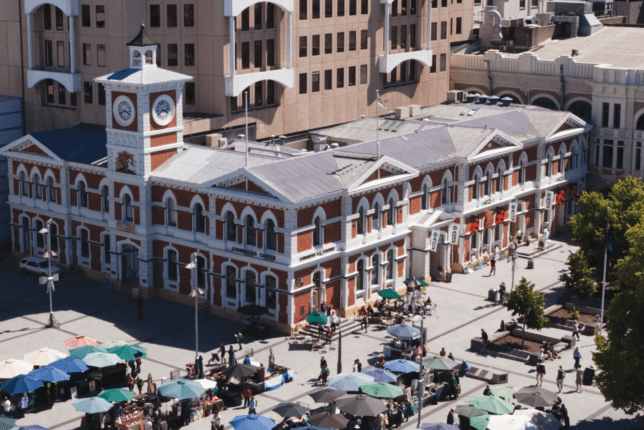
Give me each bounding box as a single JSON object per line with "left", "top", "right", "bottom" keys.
{"left": 1, "top": 136, "right": 63, "bottom": 164}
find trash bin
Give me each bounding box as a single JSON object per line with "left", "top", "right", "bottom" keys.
{"left": 583, "top": 366, "right": 595, "bottom": 386}
{"left": 445, "top": 272, "right": 452, "bottom": 283}
{"left": 435, "top": 271, "right": 443, "bottom": 282}
{"left": 527, "top": 259, "right": 534, "bottom": 269}
{"left": 488, "top": 289, "right": 499, "bottom": 301}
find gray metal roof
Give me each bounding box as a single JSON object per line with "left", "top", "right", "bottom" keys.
{"left": 95, "top": 67, "right": 193, "bottom": 85}
{"left": 314, "top": 117, "right": 432, "bottom": 143}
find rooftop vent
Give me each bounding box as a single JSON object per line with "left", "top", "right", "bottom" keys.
{"left": 501, "top": 97, "right": 513, "bottom": 107}
{"left": 488, "top": 95, "right": 500, "bottom": 105}
{"left": 466, "top": 93, "right": 477, "bottom": 103}
{"left": 572, "top": 49, "right": 579, "bottom": 56}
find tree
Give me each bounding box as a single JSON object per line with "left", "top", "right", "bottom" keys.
{"left": 615, "top": 221, "right": 644, "bottom": 287}
{"left": 559, "top": 251, "right": 597, "bottom": 301}
{"left": 503, "top": 277, "right": 549, "bottom": 348}
{"left": 593, "top": 284, "right": 644, "bottom": 414}
{"left": 569, "top": 177, "right": 644, "bottom": 281}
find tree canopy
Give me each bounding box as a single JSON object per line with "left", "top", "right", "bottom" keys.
{"left": 503, "top": 277, "right": 548, "bottom": 348}
{"left": 559, "top": 251, "right": 597, "bottom": 300}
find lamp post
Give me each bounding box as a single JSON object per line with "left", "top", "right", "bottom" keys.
{"left": 39, "top": 220, "right": 58, "bottom": 328}
{"left": 186, "top": 253, "right": 198, "bottom": 359}
{"left": 411, "top": 314, "right": 425, "bottom": 428}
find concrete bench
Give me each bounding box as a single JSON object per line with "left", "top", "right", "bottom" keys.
{"left": 466, "top": 366, "right": 509, "bottom": 384}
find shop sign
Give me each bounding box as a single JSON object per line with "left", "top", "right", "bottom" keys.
{"left": 116, "top": 222, "right": 135, "bottom": 233}
{"left": 429, "top": 230, "right": 440, "bottom": 252}
{"left": 448, "top": 223, "right": 459, "bottom": 244}
{"left": 299, "top": 246, "right": 335, "bottom": 261}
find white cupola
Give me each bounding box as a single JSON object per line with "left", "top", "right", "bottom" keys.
{"left": 127, "top": 24, "right": 157, "bottom": 69}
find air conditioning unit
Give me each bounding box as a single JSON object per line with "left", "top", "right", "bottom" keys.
{"left": 447, "top": 90, "right": 465, "bottom": 103}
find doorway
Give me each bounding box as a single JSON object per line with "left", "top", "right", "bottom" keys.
{"left": 120, "top": 244, "right": 139, "bottom": 281}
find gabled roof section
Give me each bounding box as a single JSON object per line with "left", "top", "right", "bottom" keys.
{"left": 340, "top": 153, "right": 418, "bottom": 193}
{"left": 545, "top": 112, "right": 590, "bottom": 141}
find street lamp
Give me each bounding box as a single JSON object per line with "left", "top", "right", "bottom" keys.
{"left": 39, "top": 220, "right": 58, "bottom": 328}
{"left": 186, "top": 253, "right": 199, "bottom": 359}
{"left": 411, "top": 314, "right": 425, "bottom": 428}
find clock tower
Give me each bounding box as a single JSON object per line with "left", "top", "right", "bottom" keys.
{"left": 95, "top": 24, "right": 193, "bottom": 177}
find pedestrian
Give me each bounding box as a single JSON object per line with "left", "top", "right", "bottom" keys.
{"left": 208, "top": 350, "right": 220, "bottom": 365}
{"left": 361, "top": 315, "right": 369, "bottom": 333}
{"left": 330, "top": 310, "right": 339, "bottom": 334}
{"left": 236, "top": 331, "right": 244, "bottom": 350}
{"left": 126, "top": 373, "right": 134, "bottom": 392}
{"left": 3, "top": 396, "right": 12, "bottom": 418}
{"left": 499, "top": 282, "right": 506, "bottom": 303}
{"left": 220, "top": 343, "right": 227, "bottom": 365}
{"left": 248, "top": 396, "right": 258, "bottom": 414}
{"left": 242, "top": 384, "right": 250, "bottom": 408}
{"left": 483, "top": 385, "right": 491, "bottom": 396}
{"left": 481, "top": 329, "right": 489, "bottom": 349}
{"left": 489, "top": 255, "right": 497, "bottom": 276}
{"left": 573, "top": 347, "right": 582, "bottom": 368}
{"left": 439, "top": 348, "right": 446, "bottom": 357}
{"left": 560, "top": 403, "right": 570, "bottom": 430}
{"left": 357, "top": 359, "right": 362, "bottom": 372}
{"left": 137, "top": 296, "right": 144, "bottom": 320}
{"left": 353, "top": 360, "right": 359, "bottom": 373}
{"left": 212, "top": 417, "right": 224, "bottom": 430}
{"left": 135, "top": 376, "right": 143, "bottom": 396}
{"left": 228, "top": 345, "right": 237, "bottom": 366}
{"left": 446, "top": 409, "right": 455, "bottom": 425}
{"left": 447, "top": 352, "right": 455, "bottom": 361}
{"left": 536, "top": 360, "right": 546, "bottom": 386}
{"left": 556, "top": 365, "right": 565, "bottom": 393}
{"left": 575, "top": 365, "right": 583, "bottom": 393}
{"left": 572, "top": 322, "right": 580, "bottom": 341}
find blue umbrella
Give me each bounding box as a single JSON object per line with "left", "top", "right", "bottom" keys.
{"left": 383, "top": 359, "right": 420, "bottom": 374}
{"left": 386, "top": 324, "right": 421, "bottom": 340}
{"left": 361, "top": 368, "right": 398, "bottom": 383}
{"left": 0, "top": 375, "right": 42, "bottom": 395}
{"left": 418, "top": 424, "right": 459, "bottom": 430}
{"left": 50, "top": 357, "right": 89, "bottom": 374}
{"left": 73, "top": 397, "right": 114, "bottom": 414}
{"left": 28, "top": 367, "right": 70, "bottom": 383}
{"left": 327, "top": 373, "right": 375, "bottom": 392}
{"left": 230, "top": 414, "right": 276, "bottom": 430}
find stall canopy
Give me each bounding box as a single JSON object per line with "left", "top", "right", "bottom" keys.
{"left": 0, "top": 375, "right": 42, "bottom": 395}
{"left": 23, "top": 348, "right": 67, "bottom": 367}
{"left": 230, "top": 414, "right": 276, "bottom": 430}
{"left": 64, "top": 336, "right": 98, "bottom": 348}
{"left": 0, "top": 360, "right": 33, "bottom": 379}
{"left": 383, "top": 359, "right": 420, "bottom": 374}
{"left": 73, "top": 397, "right": 114, "bottom": 414}
{"left": 69, "top": 346, "right": 107, "bottom": 360}
{"left": 327, "top": 373, "right": 374, "bottom": 392}
{"left": 28, "top": 367, "right": 70, "bottom": 383}
{"left": 49, "top": 357, "right": 89, "bottom": 374}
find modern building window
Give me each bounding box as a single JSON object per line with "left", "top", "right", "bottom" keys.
{"left": 349, "top": 66, "right": 356, "bottom": 86}
{"left": 337, "top": 68, "right": 345, "bottom": 88}
{"left": 97, "top": 44, "right": 106, "bottom": 67}
{"left": 255, "top": 3, "right": 262, "bottom": 29}
{"left": 184, "top": 4, "right": 194, "bottom": 27}
{"left": 325, "top": 69, "right": 333, "bottom": 90}
{"left": 613, "top": 104, "right": 621, "bottom": 129}
{"left": 312, "top": 71, "right": 320, "bottom": 92}
{"left": 150, "top": 5, "right": 161, "bottom": 27}
{"left": 400, "top": 61, "right": 407, "bottom": 82}
{"left": 431, "top": 23, "right": 437, "bottom": 41}
{"left": 401, "top": 25, "right": 407, "bottom": 49}
{"left": 390, "top": 67, "right": 397, "bottom": 84}
{"left": 602, "top": 139, "right": 614, "bottom": 168}
{"left": 456, "top": 17, "right": 462, "bottom": 34}
{"left": 430, "top": 55, "right": 436, "bottom": 73}
{"left": 44, "top": 5, "right": 52, "bottom": 30}
{"left": 313, "top": 0, "right": 320, "bottom": 18}
{"left": 84, "top": 82, "right": 93, "bottom": 104}
{"left": 411, "top": 0, "right": 417, "bottom": 13}
{"left": 226, "top": 266, "right": 237, "bottom": 298}
{"left": 335, "top": 32, "right": 344, "bottom": 54}
{"left": 226, "top": 212, "right": 236, "bottom": 241}
{"left": 391, "top": 27, "right": 397, "bottom": 50}
{"left": 386, "top": 249, "right": 394, "bottom": 279}
{"left": 266, "top": 219, "right": 277, "bottom": 250}
{"left": 267, "top": 81, "right": 275, "bottom": 104}
{"left": 392, "top": 0, "right": 398, "bottom": 16}
{"left": 441, "top": 21, "right": 447, "bottom": 39}
{"left": 56, "top": 7, "right": 64, "bottom": 30}
{"left": 167, "top": 4, "right": 177, "bottom": 27}
{"left": 356, "top": 260, "right": 364, "bottom": 290}
{"left": 266, "top": 276, "right": 277, "bottom": 309}
{"left": 48, "top": 177, "right": 56, "bottom": 202}
{"left": 602, "top": 102, "right": 610, "bottom": 127}
{"left": 241, "top": 8, "right": 250, "bottom": 30}
{"left": 312, "top": 35, "right": 320, "bottom": 56}
{"left": 185, "top": 82, "right": 196, "bottom": 105}
{"left": 409, "top": 60, "right": 416, "bottom": 81}
{"left": 167, "top": 199, "right": 177, "bottom": 226}
{"left": 254, "top": 40, "right": 262, "bottom": 67}
{"left": 338, "top": 0, "right": 345, "bottom": 16}
{"left": 442, "top": 0, "right": 447, "bottom": 6}
{"left": 300, "top": 36, "right": 307, "bottom": 57}
{"left": 45, "top": 80, "right": 53, "bottom": 104}
{"left": 299, "top": 73, "right": 307, "bottom": 94}
{"left": 82, "top": 5, "right": 91, "bottom": 27}
{"left": 98, "top": 83, "right": 106, "bottom": 105}
{"left": 254, "top": 81, "right": 262, "bottom": 106}
{"left": 245, "top": 271, "right": 257, "bottom": 303}
{"left": 360, "top": 30, "right": 368, "bottom": 49}
{"left": 300, "top": 0, "right": 308, "bottom": 19}
{"left": 246, "top": 215, "right": 256, "bottom": 246}
{"left": 101, "top": 185, "right": 109, "bottom": 213}
{"left": 325, "top": 34, "right": 333, "bottom": 54}
{"left": 410, "top": 24, "right": 416, "bottom": 48}
{"left": 80, "top": 229, "right": 89, "bottom": 258}
{"left": 401, "top": 0, "right": 408, "bottom": 14}
{"left": 361, "top": 0, "right": 369, "bottom": 14}
{"left": 96, "top": 5, "right": 105, "bottom": 28}
{"left": 616, "top": 141, "right": 625, "bottom": 169}
{"left": 194, "top": 203, "right": 205, "bottom": 233}
{"left": 45, "top": 40, "right": 53, "bottom": 66}
{"left": 57, "top": 41, "right": 65, "bottom": 67}
{"left": 241, "top": 42, "right": 250, "bottom": 69}
{"left": 360, "top": 65, "right": 367, "bottom": 85}
{"left": 349, "top": 31, "right": 357, "bottom": 51}
{"left": 168, "top": 44, "right": 178, "bottom": 66}
{"left": 267, "top": 3, "right": 275, "bottom": 28}
{"left": 440, "top": 53, "right": 446, "bottom": 72}
{"left": 350, "top": 0, "right": 357, "bottom": 15}
{"left": 325, "top": 0, "right": 333, "bottom": 17}
{"left": 185, "top": 43, "right": 195, "bottom": 66}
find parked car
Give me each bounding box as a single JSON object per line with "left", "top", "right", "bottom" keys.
{"left": 19, "top": 256, "right": 62, "bottom": 276}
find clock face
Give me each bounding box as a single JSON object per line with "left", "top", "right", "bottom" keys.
{"left": 113, "top": 96, "right": 136, "bottom": 127}
{"left": 152, "top": 95, "right": 176, "bottom": 126}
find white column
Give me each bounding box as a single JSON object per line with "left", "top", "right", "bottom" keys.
{"left": 27, "top": 13, "right": 33, "bottom": 69}
{"left": 426, "top": 0, "right": 432, "bottom": 50}
{"left": 69, "top": 16, "right": 76, "bottom": 73}
{"left": 287, "top": 12, "right": 292, "bottom": 69}
{"left": 230, "top": 16, "right": 236, "bottom": 77}
{"left": 384, "top": 4, "right": 390, "bottom": 56}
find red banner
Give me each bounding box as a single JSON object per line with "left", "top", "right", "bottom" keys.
{"left": 495, "top": 209, "right": 505, "bottom": 225}
{"left": 484, "top": 211, "right": 495, "bottom": 229}
{"left": 470, "top": 215, "right": 480, "bottom": 233}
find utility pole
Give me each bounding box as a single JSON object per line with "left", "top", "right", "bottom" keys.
{"left": 39, "top": 220, "right": 58, "bottom": 328}
{"left": 186, "top": 253, "right": 198, "bottom": 358}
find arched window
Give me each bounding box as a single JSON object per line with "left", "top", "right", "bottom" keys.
{"left": 197, "top": 256, "right": 206, "bottom": 288}
{"left": 372, "top": 254, "right": 380, "bottom": 285}
{"left": 494, "top": 223, "right": 502, "bottom": 241}
{"left": 496, "top": 168, "right": 503, "bottom": 193}
{"left": 386, "top": 249, "right": 394, "bottom": 280}
{"left": 34, "top": 175, "right": 42, "bottom": 199}
{"left": 167, "top": 199, "right": 177, "bottom": 227}
{"left": 103, "top": 234, "right": 110, "bottom": 264}
{"left": 50, "top": 223, "right": 58, "bottom": 252}
{"left": 572, "top": 147, "right": 579, "bottom": 169}
{"left": 472, "top": 175, "right": 480, "bottom": 199}
{"left": 78, "top": 181, "right": 88, "bottom": 208}
{"left": 266, "top": 275, "right": 277, "bottom": 309}
{"left": 35, "top": 220, "right": 44, "bottom": 248}
{"left": 80, "top": 229, "right": 89, "bottom": 258}
{"left": 388, "top": 199, "right": 396, "bottom": 226}
{"left": 246, "top": 215, "right": 256, "bottom": 246}
{"left": 48, "top": 177, "right": 56, "bottom": 202}
{"left": 123, "top": 194, "right": 134, "bottom": 222}
{"left": 357, "top": 207, "right": 365, "bottom": 235}
{"left": 20, "top": 172, "right": 28, "bottom": 196}
{"left": 21, "top": 217, "right": 30, "bottom": 253}
{"left": 373, "top": 202, "right": 380, "bottom": 230}
{"left": 518, "top": 161, "right": 526, "bottom": 184}
{"left": 421, "top": 184, "right": 429, "bottom": 210}
{"left": 194, "top": 203, "right": 205, "bottom": 233}
{"left": 226, "top": 266, "right": 237, "bottom": 298}
{"left": 313, "top": 216, "right": 322, "bottom": 246}
{"left": 441, "top": 179, "right": 449, "bottom": 204}
{"left": 532, "top": 97, "right": 558, "bottom": 111}
{"left": 226, "top": 212, "right": 237, "bottom": 241}
{"left": 637, "top": 115, "right": 644, "bottom": 131}
{"left": 266, "top": 219, "right": 277, "bottom": 250}
{"left": 245, "top": 271, "right": 257, "bottom": 304}
{"left": 101, "top": 186, "right": 109, "bottom": 213}
{"left": 569, "top": 100, "right": 592, "bottom": 123}
{"left": 167, "top": 250, "right": 178, "bottom": 281}
{"left": 484, "top": 173, "right": 492, "bottom": 196}
{"left": 547, "top": 154, "right": 553, "bottom": 177}
{"left": 356, "top": 260, "right": 365, "bottom": 291}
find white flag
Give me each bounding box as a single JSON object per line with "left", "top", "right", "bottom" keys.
{"left": 377, "top": 93, "right": 386, "bottom": 110}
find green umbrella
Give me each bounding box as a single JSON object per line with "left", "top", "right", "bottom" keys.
{"left": 98, "top": 388, "right": 137, "bottom": 403}
{"left": 0, "top": 414, "right": 16, "bottom": 430}
{"left": 159, "top": 379, "right": 205, "bottom": 399}
{"left": 307, "top": 312, "right": 328, "bottom": 325}
{"left": 469, "top": 414, "right": 490, "bottom": 430}
{"left": 465, "top": 395, "right": 515, "bottom": 415}
{"left": 69, "top": 345, "right": 107, "bottom": 360}
{"left": 378, "top": 289, "right": 400, "bottom": 299}
{"left": 490, "top": 386, "right": 516, "bottom": 401}
{"left": 360, "top": 382, "right": 404, "bottom": 399}
{"left": 421, "top": 356, "right": 459, "bottom": 370}
{"left": 106, "top": 345, "right": 148, "bottom": 361}
{"left": 454, "top": 404, "right": 487, "bottom": 418}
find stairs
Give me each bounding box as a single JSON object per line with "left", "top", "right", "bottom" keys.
{"left": 297, "top": 317, "right": 362, "bottom": 342}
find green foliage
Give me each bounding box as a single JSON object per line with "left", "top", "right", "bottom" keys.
{"left": 569, "top": 309, "right": 580, "bottom": 321}
{"left": 559, "top": 251, "right": 597, "bottom": 300}
{"left": 503, "top": 277, "right": 549, "bottom": 348}
{"left": 593, "top": 284, "right": 644, "bottom": 415}
{"left": 615, "top": 220, "right": 644, "bottom": 287}
{"left": 569, "top": 177, "right": 644, "bottom": 281}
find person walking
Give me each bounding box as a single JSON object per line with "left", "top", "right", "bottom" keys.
{"left": 536, "top": 360, "right": 546, "bottom": 386}
{"left": 228, "top": 345, "right": 237, "bottom": 366}
{"left": 219, "top": 343, "right": 227, "bottom": 365}
{"left": 489, "top": 255, "right": 497, "bottom": 277}
{"left": 556, "top": 366, "right": 565, "bottom": 393}
{"left": 126, "top": 373, "right": 135, "bottom": 392}
{"left": 575, "top": 365, "right": 584, "bottom": 393}
{"left": 137, "top": 296, "right": 144, "bottom": 321}
{"left": 499, "top": 282, "right": 506, "bottom": 303}
{"left": 573, "top": 347, "right": 582, "bottom": 368}
{"left": 356, "top": 359, "right": 362, "bottom": 372}
{"left": 483, "top": 385, "right": 491, "bottom": 396}
{"left": 361, "top": 315, "right": 369, "bottom": 333}
{"left": 353, "top": 360, "right": 359, "bottom": 373}
{"left": 572, "top": 322, "right": 580, "bottom": 341}
{"left": 242, "top": 385, "right": 250, "bottom": 408}
{"left": 235, "top": 331, "right": 244, "bottom": 350}
{"left": 248, "top": 396, "right": 258, "bottom": 414}
{"left": 446, "top": 410, "right": 455, "bottom": 425}
{"left": 135, "top": 376, "right": 143, "bottom": 396}
{"left": 320, "top": 357, "right": 329, "bottom": 385}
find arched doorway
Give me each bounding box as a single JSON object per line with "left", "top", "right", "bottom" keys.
{"left": 568, "top": 100, "right": 592, "bottom": 123}
{"left": 120, "top": 244, "right": 139, "bottom": 281}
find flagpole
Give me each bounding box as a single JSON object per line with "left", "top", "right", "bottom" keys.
{"left": 245, "top": 91, "right": 249, "bottom": 168}
{"left": 600, "top": 207, "right": 610, "bottom": 336}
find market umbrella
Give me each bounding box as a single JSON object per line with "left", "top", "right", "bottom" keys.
{"left": 514, "top": 387, "right": 558, "bottom": 408}
{"left": 220, "top": 364, "right": 259, "bottom": 379}
{"left": 97, "top": 388, "right": 137, "bottom": 403}
{"left": 454, "top": 404, "right": 487, "bottom": 418}
{"left": 23, "top": 348, "right": 67, "bottom": 366}
{"left": 360, "top": 382, "right": 404, "bottom": 399}
{"left": 0, "top": 359, "right": 33, "bottom": 379}
{"left": 159, "top": 379, "right": 205, "bottom": 399}
{"left": 64, "top": 335, "right": 98, "bottom": 348}
{"left": 490, "top": 386, "right": 516, "bottom": 401}
{"left": 82, "top": 352, "right": 121, "bottom": 368}
{"left": 69, "top": 345, "right": 107, "bottom": 360}
{"left": 238, "top": 304, "right": 269, "bottom": 317}
{"left": 49, "top": 357, "right": 89, "bottom": 374}
{"left": 272, "top": 402, "right": 309, "bottom": 418}
{"left": 468, "top": 415, "right": 491, "bottom": 430}
{"left": 514, "top": 409, "right": 562, "bottom": 430}
{"left": 465, "top": 396, "right": 514, "bottom": 415}
{"left": 0, "top": 375, "right": 42, "bottom": 395}
{"left": 230, "top": 414, "right": 275, "bottom": 430}
{"left": 328, "top": 372, "right": 374, "bottom": 392}
{"left": 194, "top": 379, "right": 218, "bottom": 390}
{"left": 73, "top": 397, "right": 114, "bottom": 414}
{"left": 308, "top": 413, "right": 350, "bottom": 429}
{"left": 486, "top": 414, "right": 531, "bottom": 430}
{"left": 418, "top": 424, "right": 459, "bottom": 430}
{"left": 102, "top": 341, "right": 127, "bottom": 349}
{"left": 307, "top": 312, "right": 328, "bottom": 325}
{"left": 28, "top": 367, "right": 70, "bottom": 383}
{"left": 383, "top": 359, "right": 420, "bottom": 374}
{"left": 361, "top": 368, "right": 398, "bottom": 383}
{"left": 421, "top": 356, "right": 459, "bottom": 371}
{"left": 378, "top": 289, "right": 400, "bottom": 299}
{"left": 0, "top": 415, "right": 15, "bottom": 430}
{"left": 386, "top": 324, "right": 421, "bottom": 340}
{"left": 334, "top": 394, "right": 387, "bottom": 417}
{"left": 309, "top": 387, "right": 347, "bottom": 404}
{"left": 106, "top": 344, "right": 148, "bottom": 361}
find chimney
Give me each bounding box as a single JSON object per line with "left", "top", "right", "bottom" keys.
{"left": 279, "top": 135, "right": 286, "bottom": 146}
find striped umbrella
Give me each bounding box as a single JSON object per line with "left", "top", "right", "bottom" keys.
{"left": 361, "top": 368, "right": 398, "bottom": 383}
{"left": 69, "top": 345, "right": 107, "bottom": 360}
{"left": 383, "top": 359, "right": 420, "bottom": 374}
{"left": 328, "top": 373, "right": 374, "bottom": 392}
{"left": 64, "top": 335, "right": 98, "bottom": 348}
{"left": 23, "top": 348, "right": 67, "bottom": 366}
{"left": 0, "top": 359, "right": 33, "bottom": 379}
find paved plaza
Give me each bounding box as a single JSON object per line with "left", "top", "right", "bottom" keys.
{"left": 0, "top": 234, "right": 639, "bottom": 430}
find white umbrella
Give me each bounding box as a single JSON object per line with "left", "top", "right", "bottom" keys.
{"left": 487, "top": 414, "right": 532, "bottom": 430}
{"left": 195, "top": 379, "right": 218, "bottom": 390}
{"left": 0, "top": 359, "right": 34, "bottom": 378}
{"left": 24, "top": 348, "right": 67, "bottom": 366}
{"left": 514, "top": 409, "right": 562, "bottom": 430}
